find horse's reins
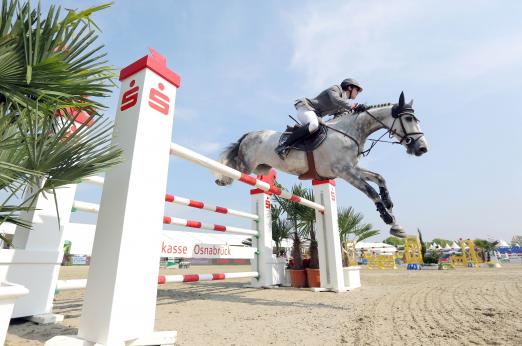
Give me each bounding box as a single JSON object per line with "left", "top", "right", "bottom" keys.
{"left": 323, "top": 108, "right": 424, "bottom": 157}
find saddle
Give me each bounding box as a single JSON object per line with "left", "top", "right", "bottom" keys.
{"left": 278, "top": 124, "right": 334, "bottom": 180}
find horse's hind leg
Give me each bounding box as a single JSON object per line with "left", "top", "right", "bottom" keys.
{"left": 355, "top": 167, "right": 394, "bottom": 210}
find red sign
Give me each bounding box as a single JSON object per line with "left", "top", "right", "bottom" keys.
{"left": 148, "top": 82, "right": 170, "bottom": 115}
{"left": 120, "top": 80, "right": 140, "bottom": 111}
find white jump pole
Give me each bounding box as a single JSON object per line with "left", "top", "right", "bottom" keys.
{"left": 47, "top": 49, "right": 180, "bottom": 345}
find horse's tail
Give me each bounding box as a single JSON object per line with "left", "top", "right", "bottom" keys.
{"left": 215, "top": 133, "right": 249, "bottom": 186}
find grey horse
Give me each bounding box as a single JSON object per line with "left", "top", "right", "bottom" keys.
{"left": 214, "top": 92, "right": 428, "bottom": 238}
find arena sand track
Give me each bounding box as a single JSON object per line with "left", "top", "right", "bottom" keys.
{"left": 6, "top": 264, "right": 522, "bottom": 345}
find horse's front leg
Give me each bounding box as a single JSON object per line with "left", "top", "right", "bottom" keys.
{"left": 337, "top": 167, "right": 405, "bottom": 238}
{"left": 354, "top": 167, "right": 393, "bottom": 210}
{"left": 337, "top": 167, "right": 395, "bottom": 225}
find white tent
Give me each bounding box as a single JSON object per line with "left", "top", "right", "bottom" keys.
{"left": 451, "top": 241, "right": 460, "bottom": 249}
{"left": 497, "top": 240, "right": 510, "bottom": 247}
{"left": 444, "top": 244, "right": 451, "bottom": 250}
{"left": 356, "top": 242, "right": 397, "bottom": 254}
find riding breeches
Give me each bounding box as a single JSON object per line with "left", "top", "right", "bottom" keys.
{"left": 295, "top": 104, "right": 319, "bottom": 133}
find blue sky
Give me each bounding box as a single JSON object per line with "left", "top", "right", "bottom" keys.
{"left": 51, "top": 0, "right": 522, "bottom": 242}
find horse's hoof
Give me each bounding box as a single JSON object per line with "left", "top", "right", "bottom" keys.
{"left": 390, "top": 226, "right": 406, "bottom": 238}
{"left": 215, "top": 179, "right": 225, "bottom": 186}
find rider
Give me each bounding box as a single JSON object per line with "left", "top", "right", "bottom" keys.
{"left": 276, "top": 78, "right": 366, "bottom": 159}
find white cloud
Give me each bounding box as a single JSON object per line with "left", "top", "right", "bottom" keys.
{"left": 287, "top": 0, "right": 426, "bottom": 89}
{"left": 286, "top": 1, "right": 522, "bottom": 89}
{"left": 429, "top": 35, "right": 522, "bottom": 81}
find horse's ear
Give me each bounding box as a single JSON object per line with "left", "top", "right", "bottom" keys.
{"left": 409, "top": 99, "right": 414, "bottom": 106}
{"left": 399, "top": 91, "right": 405, "bottom": 108}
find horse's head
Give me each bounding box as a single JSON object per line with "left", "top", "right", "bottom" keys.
{"left": 389, "top": 92, "right": 428, "bottom": 156}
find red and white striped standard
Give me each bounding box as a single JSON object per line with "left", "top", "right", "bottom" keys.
{"left": 158, "top": 271, "right": 258, "bottom": 284}
{"left": 163, "top": 216, "right": 258, "bottom": 236}
{"left": 169, "top": 143, "right": 325, "bottom": 212}
{"left": 164, "top": 194, "right": 258, "bottom": 221}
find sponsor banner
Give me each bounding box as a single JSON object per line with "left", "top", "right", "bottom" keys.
{"left": 160, "top": 238, "right": 255, "bottom": 259}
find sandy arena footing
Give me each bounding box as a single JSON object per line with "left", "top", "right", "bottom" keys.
{"left": 6, "top": 264, "right": 522, "bottom": 345}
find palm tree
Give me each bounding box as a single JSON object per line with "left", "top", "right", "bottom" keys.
{"left": 474, "top": 239, "right": 498, "bottom": 262}
{"left": 338, "top": 206, "right": 379, "bottom": 243}
{"left": 273, "top": 184, "right": 311, "bottom": 269}
{"left": 292, "top": 185, "right": 318, "bottom": 269}
{"left": 0, "top": 1, "right": 121, "bottom": 244}
{"left": 271, "top": 204, "right": 290, "bottom": 256}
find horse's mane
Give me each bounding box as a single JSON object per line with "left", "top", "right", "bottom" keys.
{"left": 355, "top": 103, "right": 394, "bottom": 113}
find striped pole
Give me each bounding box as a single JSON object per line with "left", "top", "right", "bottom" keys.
{"left": 56, "top": 272, "right": 259, "bottom": 292}
{"left": 72, "top": 200, "right": 100, "bottom": 214}
{"left": 165, "top": 194, "right": 258, "bottom": 220}
{"left": 169, "top": 143, "right": 325, "bottom": 212}
{"left": 163, "top": 216, "right": 258, "bottom": 236}
{"left": 82, "top": 176, "right": 105, "bottom": 186}
{"left": 158, "top": 271, "right": 258, "bottom": 284}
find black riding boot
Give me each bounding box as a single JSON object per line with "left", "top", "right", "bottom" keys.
{"left": 275, "top": 125, "right": 311, "bottom": 159}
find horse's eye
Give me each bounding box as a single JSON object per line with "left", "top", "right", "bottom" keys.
{"left": 405, "top": 116, "right": 413, "bottom": 122}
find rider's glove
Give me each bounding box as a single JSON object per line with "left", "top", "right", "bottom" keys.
{"left": 353, "top": 104, "right": 367, "bottom": 113}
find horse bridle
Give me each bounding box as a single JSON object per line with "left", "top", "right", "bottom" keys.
{"left": 324, "top": 106, "right": 424, "bottom": 157}
{"left": 363, "top": 106, "right": 424, "bottom": 148}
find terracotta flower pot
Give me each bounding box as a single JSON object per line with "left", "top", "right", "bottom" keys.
{"left": 305, "top": 268, "right": 321, "bottom": 288}
{"left": 288, "top": 269, "right": 307, "bottom": 288}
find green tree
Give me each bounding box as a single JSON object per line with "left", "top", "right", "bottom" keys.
{"left": 383, "top": 236, "right": 404, "bottom": 248}
{"left": 0, "top": 1, "right": 121, "bottom": 243}
{"left": 338, "top": 206, "right": 379, "bottom": 243}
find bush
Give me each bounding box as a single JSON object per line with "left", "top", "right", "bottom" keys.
{"left": 423, "top": 251, "right": 440, "bottom": 264}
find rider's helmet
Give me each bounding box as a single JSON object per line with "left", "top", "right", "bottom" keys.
{"left": 341, "top": 78, "right": 363, "bottom": 92}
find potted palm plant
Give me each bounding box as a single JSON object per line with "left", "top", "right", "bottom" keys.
{"left": 274, "top": 184, "right": 309, "bottom": 288}
{"left": 0, "top": 0, "right": 121, "bottom": 334}
{"left": 293, "top": 186, "right": 321, "bottom": 288}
